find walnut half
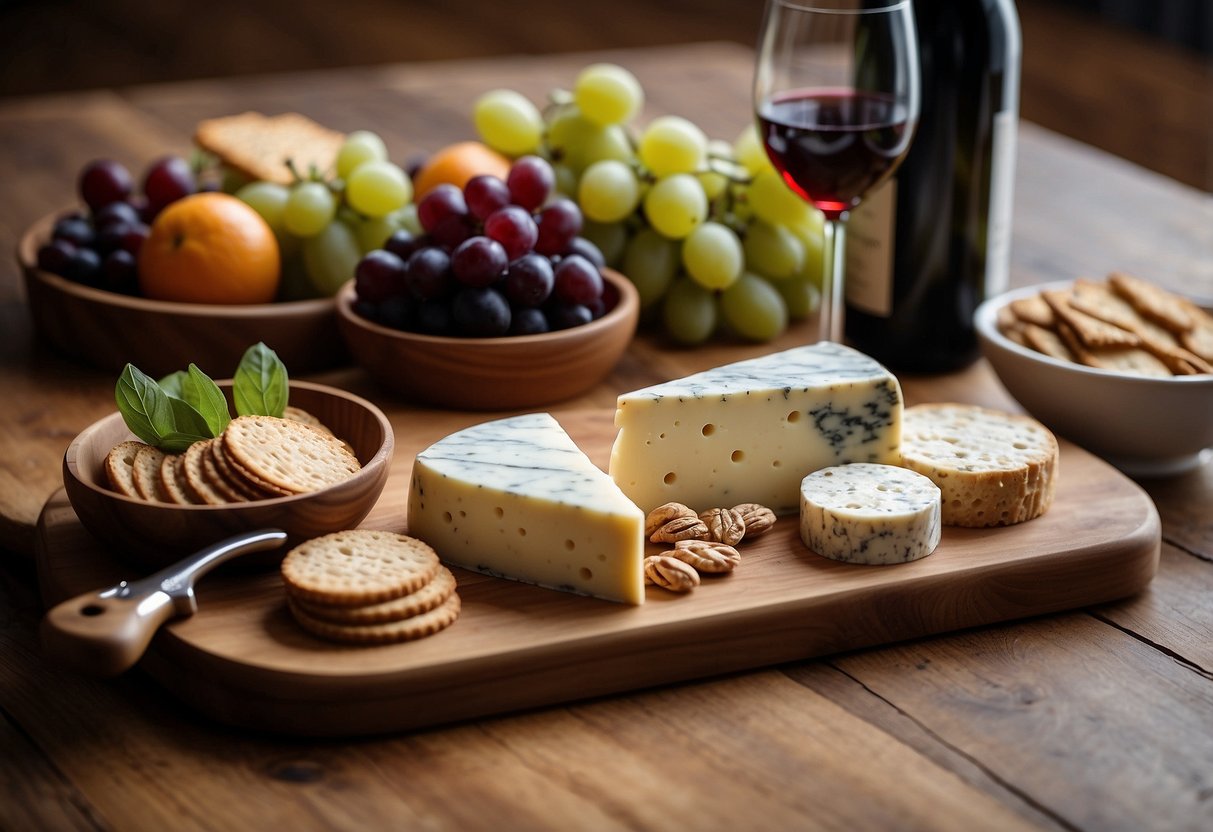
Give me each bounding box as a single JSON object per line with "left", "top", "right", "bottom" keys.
{"left": 699, "top": 507, "right": 746, "bottom": 546}
{"left": 644, "top": 555, "right": 700, "bottom": 593}
{"left": 672, "top": 539, "right": 741, "bottom": 574}
{"left": 645, "top": 502, "right": 699, "bottom": 539}
{"left": 732, "top": 503, "right": 777, "bottom": 538}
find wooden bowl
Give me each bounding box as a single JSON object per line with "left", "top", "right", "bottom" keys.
{"left": 335, "top": 268, "right": 640, "bottom": 410}
{"left": 18, "top": 211, "right": 347, "bottom": 377}
{"left": 62, "top": 381, "right": 393, "bottom": 569}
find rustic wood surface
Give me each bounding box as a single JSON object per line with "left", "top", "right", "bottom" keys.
{"left": 2, "top": 43, "right": 1212, "bottom": 830}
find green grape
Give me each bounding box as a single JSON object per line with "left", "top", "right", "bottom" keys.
{"left": 720, "top": 273, "right": 788, "bottom": 342}
{"left": 283, "top": 181, "right": 337, "bottom": 238}
{"left": 639, "top": 116, "right": 707, "bottom": 178}
{"left": 582, "top": 220, "right": 628, "bottom": 267}
{"left": 682, "top": 221, "right": 742, "bottom": 290}
{"left": 355, "top": 207, "right": 412, "bottom": 253}
{"left": 697, "top": 168, "right": 727, "bottom": 202}
{"left": 235, "top": 181, "right": 290, "bottom": 235}
{"left": 787, "top": 216, "right": 826, "bottom": 290}
{"left": 397, "top": 203, "right": 422, "bottom": 236}
{"left": 582, "top": 125, "right": 634, "bottom": 169}
{"left": 335, "top": 131, "right": 388, "bottom": 179}
{"left": 302, "top": 220, "right": 362, "bottom": 296}
{"left": 743, "top": 221, "right": 804, "bottom": 280}
{"left": 574, "top": 63, "right": 644, "bottom": 127}
{"left": 643, "top": 173, "right": 707, "bottom": 240}
{"left": 547, "top": 110, "right": 632, "bottom": 174}
{"left": 622, "top": 228, "right": 680, "bottom": 308}
{"left": 662, "top": 276, "right": 718, "bottom": 346}
{"left": 750, "top": 169, "right": 812, "bottom": 227}
{"left": 345, "top": 160, "right": 411, "bottom": 218}
{"left": 473, "top": 89, "right": 544, "bottom": 156}
{"left": 578, "top": 160, "right": 640, "bottom": 223}
{"left": 774, "top": 276, "right": 821, "bottom": 320}
{"left": 221, "top": 168, "right": 250, "bottom": 195}
{"left": 734, "top": 123, "right": 773, "bottom": 176}
{"left": 553, "top": 163, "right": 579, "bottom": 198}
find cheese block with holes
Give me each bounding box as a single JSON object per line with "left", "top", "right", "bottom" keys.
{"left": 609, "top": 342, "right": 903, "bottom": 514}
{"left": 407, "top": 413, "right": 645, "bottom": 605}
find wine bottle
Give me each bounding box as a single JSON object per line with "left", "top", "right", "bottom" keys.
{"left": 844, "top": 0, "right": 1021, "bottom": 372}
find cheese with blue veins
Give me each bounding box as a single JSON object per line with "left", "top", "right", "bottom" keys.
{"left": 609, "top": 342, "right": 902, "bottom": 514}
{"left": 408, "top": 412, "right": 645, "bottom": 605}
{"left": 799, "top": 463, "right": 941, "bottom": 564}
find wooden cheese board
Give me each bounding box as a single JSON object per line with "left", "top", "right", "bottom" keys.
{"left": 36, "top": 408, "right": 1160, "bottom": 737}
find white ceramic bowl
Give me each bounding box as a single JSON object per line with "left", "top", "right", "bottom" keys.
{"left": 975, "top": 281, "right": 1213, "bottom": 477}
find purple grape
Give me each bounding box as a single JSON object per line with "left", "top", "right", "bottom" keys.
{"left": 384, "top": 229, "right": 424, "bottom": 261}
{"left": 102, "top": 249, "right": 139, "bottom": 294}
{"left": 65, "top": 247, "right": 103, "bottom": 285}
{"left": 93, "top": 200, "right": 141, "bottom": 230}
{"left": 95, "top": 221, "right": 132, "bottom": 254}
{"left": 464, "top": 175, "right": 511, "bottom": 221}
{"left": 52, "top": 216, "right": 95, "bottom": 248}
{"left": 378, "top": 296, "right": 415, "bottom": 330}
{"left": 553, "top": 255, "right": 604, "bottom": 305}
{"left": 452, "top": 287, "right": 511, "bottom": 337}
{"left": 535, "top": 198, "right": 583, "bottom": 256}
{"left": 36, "top": 240, "right": 76, "bottom": 275}
{"left": 429, "top": 214, "right": 474, "bottom": 250}
{"left": 414, "top": 298, "right": 454, "bottom": 335}
{"left": 547, "top": 302, "right": 593, "bottom": 330}
{"left": 508, "top": 307, "right": 550, "bottom": 336}
{"left": 417, "top": 184, "right": 467, "bottom": 233}
{"left": 503, "top": 253, "right": 554, "bottom": 307}
{"left": 404, "top": 247, "right": 452, "bottom": 300}
{"left": 355, "top": 250, "right": 407, "bottom": 303}
{"left": 507, "top": 156, "right": 555, "bottom": 211}
{"left": 451, "top": 236, "right": 508, "bottom": 287}
{"left": 119, "top": 223, "right": 150, "bottom": 257}
{"left": 143, "top": 156, "right": 195, "bottom": 213}
{"left": 586, "top": 297, "right": 607, "bottom": 319}
{"left": 568, "top": 236, "right": 606, "bottom": 269}
{"left": 79, "top": 160, "right": 133, "bottom": 212}
{"left": 353, "top": 299, "right": 380, "bottom": 323}
{"left": 483, "top": 206, "right": 538, "bottom": 260}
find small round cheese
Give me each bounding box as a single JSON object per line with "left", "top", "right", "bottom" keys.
{"left": 799, "top": 463, "right": 941, "bottom": 565}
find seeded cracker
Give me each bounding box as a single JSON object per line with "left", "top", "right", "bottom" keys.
{"left": 160, "top": 453, "right": 202, "bottom": 505}
{"left": 181, "top": 439, "right": 235, "bottom": 505}
{"left": 287, "top": 593, "right": 461, "bottom": 645}
{"left": 223, "top": 415, "right": 361, "bottom": 495}
{"left": 289, "top": 566, "right": 458, "bottom": 625}
{"left": 208, "top": 440, "right": 268, "bottom": 501}
{"left": 280, "top": 530, "right": 441, "bottom": 606}
{"left": 104, "top": 440, "right": 146, "bottom": 498}
{"left": 132, "top": 445, "right": 171, "bottom": 502}
{"left": 194, "top": 112, "right": 345, "bottom": 186}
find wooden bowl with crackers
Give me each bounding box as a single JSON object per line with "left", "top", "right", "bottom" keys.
{"left": 18, "top": 211, "right": 346, "bottom": 377}
{"left": 976, "top": 275, "right": 1213, "bottom": 476}
{"left": 62, "top": 381, "right": 393, "bottom": 568}
{"left": 334, "top": 268, "right": 640, "bottom": 410}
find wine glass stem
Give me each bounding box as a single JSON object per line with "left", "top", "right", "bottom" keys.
{"left": 822, "top": 217, "right": 847, "bottom": 343}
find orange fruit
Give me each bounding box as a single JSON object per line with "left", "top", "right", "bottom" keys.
{"left": 139, "top": 192, "right": 280, "bottom": 305}
{"left": 413, "top": 141, "right": 511, "bottom": 199}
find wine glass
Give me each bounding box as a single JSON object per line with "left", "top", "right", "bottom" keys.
{"left": 754, "top": 0, "right": 919, "bottom": 342}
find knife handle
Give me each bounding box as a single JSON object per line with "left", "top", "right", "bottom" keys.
{"left": 41, "top": 587, "right": 177, "bottom": 677}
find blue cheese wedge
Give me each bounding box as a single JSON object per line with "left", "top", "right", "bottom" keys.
{"left": 609, "top": 342, "right": 903, "bottom": 514}
{"left": 408, "top": 413, "right": 645, "bottom": 605}
{"left": 800, "top": 463, "right": 941, "bottom": 565}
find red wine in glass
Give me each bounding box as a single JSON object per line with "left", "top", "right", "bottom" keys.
{"left": 758, "top": 89, "right": 911, "bottom": 220}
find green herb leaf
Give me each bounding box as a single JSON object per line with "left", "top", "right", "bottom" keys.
{"left": 234, "top": 342, "right": 288, "bottom": 417}
{"left": 115, "top": 364, "right": 213, "bottom": 451}
{"left": 183, "top": 363, "right": 231, "bottom": 436}
{"left": 157, "top": 370, "right": 189, "bottom": 399}
{"left": 116, "top": 364, "right": 175, "bottom": 447}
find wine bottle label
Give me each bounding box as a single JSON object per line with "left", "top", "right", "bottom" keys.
{"left": 985, "top": 109, "right": 1017, "bottom": 298}
{"left": 844, "top": 177, "right": 895, "bottom": 317}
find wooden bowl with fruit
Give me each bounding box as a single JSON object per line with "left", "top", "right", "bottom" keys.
{"left": 63, "top": 370, "right": 393, "bottom": 569}
{"left": 335, "top": 168, "right": 640, "bottom": 409}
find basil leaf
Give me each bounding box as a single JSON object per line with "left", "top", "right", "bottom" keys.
{"left": 157, "top": 370, "right": 189, "bottom": 399}
{"left": 116, "top": 364, "right": 175, "bottom": 447}
{"left": 234, "top": 342, "right": 288, "bottom": 417}
{"left": 183, "top": 363, "right": 231, "bottom": 436}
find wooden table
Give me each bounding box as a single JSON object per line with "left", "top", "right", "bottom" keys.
{"left": 2, "top": 43, "right": 1212, "bottom": 831}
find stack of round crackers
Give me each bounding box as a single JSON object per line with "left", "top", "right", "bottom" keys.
{"left": 280, "top": 530, "right": 461, "bottom": 645}
{"left": 103, "top": 408, "right": 361, "bottom": 505}
{"left": 998, "top": 272, "right": 1213, "bottom": 377}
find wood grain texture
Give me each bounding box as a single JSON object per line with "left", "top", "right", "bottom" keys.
{"left": 36, "top": 407, "right": 1159, "bottom": 735}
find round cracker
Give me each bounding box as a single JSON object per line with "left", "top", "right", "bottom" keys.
{"left": 207, "top": 440, "right": 267, "bottom": 501}
{"left": 132, "top": 445, "right": 171, "bottom": 502}
{"left": 280, "top": 530, "right": 441, "bottom": 606}
{"left": 104, "top": 440, "right": 146, "bottom": 498}
{"left": 182, "top": 439, "right": 235, "bottom": 505}
{"left": 288, "top": 592, "right": 461, "bottom": 645}
{"left": 289, "top": 566, "right": 457, "bottom": 625}
{"left": 160, "top": 453, "right": 202, "bottom": 505}
{"left": 224, "top": 415, "right": 361, "bottom": 495}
